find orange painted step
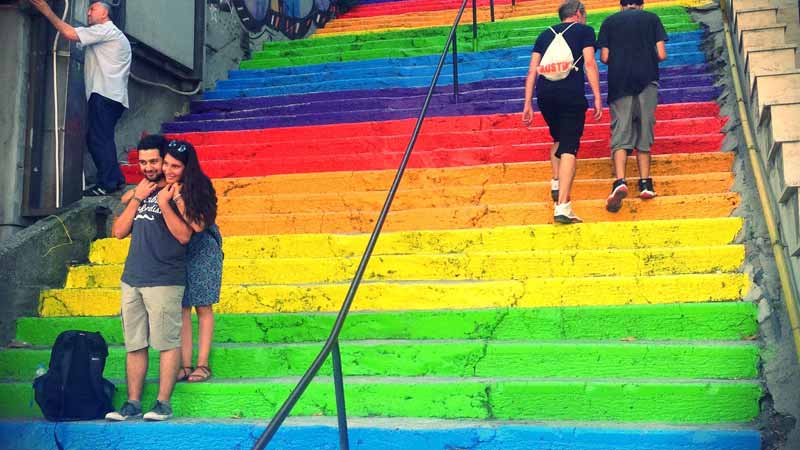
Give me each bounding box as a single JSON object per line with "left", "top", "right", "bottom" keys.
{"left": 216, "top": 192, "right": 739, "bottom": 235}
{"left": 217, "top": 172, "right": 733, "bottom": 215}
{"left": 210, "top": 152, "right": 733, "bottom": 196}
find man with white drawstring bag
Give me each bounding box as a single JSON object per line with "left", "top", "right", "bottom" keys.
{"left": 29, "top": 0, "right": 131, "bottom": 197}
{"left": 522, "top": 0, "right": 603, "bottom": 224}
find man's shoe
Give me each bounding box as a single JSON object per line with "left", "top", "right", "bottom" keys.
{"left": 82, "top": 184, "right": 120, "bottom": 197}
{"left": 554, "top": 202, "right": 582, "bottom": 224}
{"left": 105, "top": 401, "right": 142, "bottom": 421}
{"left": 143, "top": 400, "right": 173, "bottom": 421}
{"left": 638, "top": 178, "right": 657, "bottom": 200}
{"left": 606, "top": 179, "right": 628, "bottom": 213}
{"left": 550, "top": 179, "right": 559, "bottom": 202}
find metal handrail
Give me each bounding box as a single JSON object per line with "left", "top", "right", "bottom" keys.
{"left": 251, "top": 0, "right": 474, "bottom": 448}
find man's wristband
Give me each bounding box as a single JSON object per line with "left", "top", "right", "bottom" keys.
{"left": 132, "top": 196, "right": 144, "bottom": 203}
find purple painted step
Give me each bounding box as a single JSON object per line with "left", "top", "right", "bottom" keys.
{"left": 163, "top": 86, "right": 720, "bottom": 133}
{"left": 177, "top": 73, "right": 714, "bottom": 123}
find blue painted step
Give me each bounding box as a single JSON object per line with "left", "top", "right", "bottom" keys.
{"left": 0, "top": 420, "right": 761, "bottom": 450}
{"left": 204, "top": 31, "right": 705, "bottom": 100}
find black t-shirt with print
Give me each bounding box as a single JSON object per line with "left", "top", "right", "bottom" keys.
{"left": 121, "top": 187, "right": 187, "bottom": 287}
{"left": 533, "top": 22, "right": 597, "bottom": 101}
{"left": 597, "top": 8, "right": 669, "bottom": 103}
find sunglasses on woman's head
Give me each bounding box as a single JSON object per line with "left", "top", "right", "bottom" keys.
{"left": 168, "top": 140, "right": 187, "bottom": 152}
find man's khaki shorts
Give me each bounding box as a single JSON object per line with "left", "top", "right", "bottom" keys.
{"left": 120, "top": 282, "right": 184, "bottom": 352}
{"left": 609, "top": 82, "right": 659, "bottom": 154}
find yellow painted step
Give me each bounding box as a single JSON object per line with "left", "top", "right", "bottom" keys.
{"left": 89, "top": 218, "right": 744, "bottom": 264}
{"left": 66, "top": 245, "right": 745, "bottom": 288}
{"left": 212, "top": 153, "right": 733, "bottom": 197}
{"left": 217, "top": 173, "right": 733, "bottom": 214}
{"left": 40, "top": 273, "right": 749, "bottom": 317}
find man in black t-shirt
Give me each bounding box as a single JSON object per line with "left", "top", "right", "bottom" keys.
{"left": 104, "top": 134, "right": 193, "bottom": 422}
{"left": 522, "top": 0, "right": 603, "bottom": 224}
{"left": 597, "top": 0, "right": 668, "bottom": 212}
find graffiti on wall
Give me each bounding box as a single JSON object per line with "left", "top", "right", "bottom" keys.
{"left": 230, "top": 0, "right": 354, "bottom": 39}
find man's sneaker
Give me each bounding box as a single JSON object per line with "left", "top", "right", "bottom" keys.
{"left": 554, "top": 202, "right": 582, "bottom": 224}
{"left": 143, "top": 400, "right": 173, "bottom": 421}
{"left": 550, "top": 179, "right": 559, "bottom": 202}
{"left": 83, "top": 184, "right": 120, "bottom": 197}
{"left": 638, "top": 178, "right": 657, "bottom": 200}
{"left": 105, "top": 401, "right": 142, "bottom": 421}
{"left": 606, "top": 179, "right": 628, "bottom": 213}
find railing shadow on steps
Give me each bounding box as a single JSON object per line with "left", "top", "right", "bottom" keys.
{"left": 251, "top": 0, "right": 480, "bottom": 448}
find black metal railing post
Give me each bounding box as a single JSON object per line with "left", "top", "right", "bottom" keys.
{"left": 331, "top": 341, "right": 350, "bottom": 450}
{"left": 490, "top": 0, "right": 495, "bottom": 22}
{"left": 250, "top": 1, "right": 471, "bottom": 448}
{"left": 452, "top": 34, "right": 459, "bottom": 103}
{"left": 472, "top": 0, "right": 477, "bottom": 51}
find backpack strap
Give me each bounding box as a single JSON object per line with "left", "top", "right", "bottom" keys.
{"left": 559, "top": 22, "right": 578, "bottom": 35}
{"left": 57, "top": 338, "right": 74, "bottom": 419}
{"left": 88, "top": 351, "right": 110, "bottom": 404}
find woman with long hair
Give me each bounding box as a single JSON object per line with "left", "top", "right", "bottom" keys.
{"left": 162, "top": 139, "right": 222, "bottom": 383}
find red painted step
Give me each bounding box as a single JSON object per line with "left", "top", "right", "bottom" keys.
{"left": 167, "top": 103, "right": 720, "bottom": 146}
{"left": 131, "top": 116, "right": 724, "bottom": 163}
{"left": 123, "top": 133, "right": 724, "bottom": 182}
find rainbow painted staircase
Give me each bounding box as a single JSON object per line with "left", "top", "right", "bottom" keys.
{"left": 0, "top": 0, "right": 766, "bottom": 449}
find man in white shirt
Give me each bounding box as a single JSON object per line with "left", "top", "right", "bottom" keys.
{"left": 30, "top": 0, "right": 131, "bottom": 197}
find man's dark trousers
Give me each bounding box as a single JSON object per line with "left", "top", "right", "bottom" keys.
{"left": 87, "top": 93, "right": 126, "bottom": 191}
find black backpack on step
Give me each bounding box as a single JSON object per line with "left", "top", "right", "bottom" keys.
{"left": 33, "top": 330, "right": 116, "bottom": 421}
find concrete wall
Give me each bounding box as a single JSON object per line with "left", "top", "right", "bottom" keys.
{"left": 0, "top": 7, "right": 34, "bottom": 241}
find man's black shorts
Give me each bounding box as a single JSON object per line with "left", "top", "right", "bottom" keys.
{"left": 536, "top": 93, "right": 588, "bottom": 158}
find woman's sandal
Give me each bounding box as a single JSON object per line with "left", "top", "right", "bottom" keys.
{"left": 177, "top": 366, "right": 194, "bottom": 382}
{"left": 187, "top": 365, "right": 212, "bottom": 383}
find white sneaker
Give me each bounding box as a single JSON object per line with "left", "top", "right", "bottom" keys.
{"left": 105, "top": 401, "right": 142, "bottom": 421}
{"left": 550, "top": 179, "right": 559, "bottom": 202}
{"left": 143, "top": 400, "right": 173, "bottom": 421}
{"left": 554, "top": 202, "right": 582, "bottom": 224}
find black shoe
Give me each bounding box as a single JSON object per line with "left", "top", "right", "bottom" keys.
{"left": 638, "top": 178, "right": 657, "bottom": 200}
{"left": 83, "top": 184, "right": 120, "bottom": 197}
{"left": 605, "top": 179, "right": 628, "bottom": 213}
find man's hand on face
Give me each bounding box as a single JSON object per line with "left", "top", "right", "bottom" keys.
{"left": 134, "top": 179, "right": 157, "bottom": 202}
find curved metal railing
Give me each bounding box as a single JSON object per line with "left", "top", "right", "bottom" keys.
{"left": 252, "top": 0, "right": 478, "bottom": 448}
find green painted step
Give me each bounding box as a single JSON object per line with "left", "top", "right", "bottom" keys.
{"left": 15, "top": 303, "right": 758, "bottom": 345}
{"left": 258, "top": 6, "right": 691, "bottom": 51}
{"left": 244, "top": 7, "right": 697, "bottom": 69}
{"left": 254, "top": 13, "right": 690, "bottom": 58}
{"left": 0, "top": 341, "right": 759, "bottom": 381}
{"left": 0, "top": 378, "right": 761, "bottom": 423}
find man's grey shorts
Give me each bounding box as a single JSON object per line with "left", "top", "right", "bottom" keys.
{"left": 609, "top": 82, "right": 659, "bottom": 154}
{"left": 120, "top": 282, "right": 184, "bottom": 352}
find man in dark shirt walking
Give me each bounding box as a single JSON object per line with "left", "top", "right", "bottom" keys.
{"left": 105, "top": 134, "right": 193, "bottom": 422}
{"left": 597, "top": 0, "right": 668, "bottom": 212}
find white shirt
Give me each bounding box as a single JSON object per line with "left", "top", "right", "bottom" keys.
{"left": 75, "top": 21, "right": 131, "bottom": 108}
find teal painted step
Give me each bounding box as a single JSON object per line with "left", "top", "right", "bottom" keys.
{"left": 0, "top": 419, "right": 761, "bottom": 450}
{"left": 14, "top": 303, "right": 758, "bottom": 346}
{"left": 0, "top": 341, "right": 760, "bottom": 381}
{"left": 0, "top": 378, "right": 761, "bottom": 423}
